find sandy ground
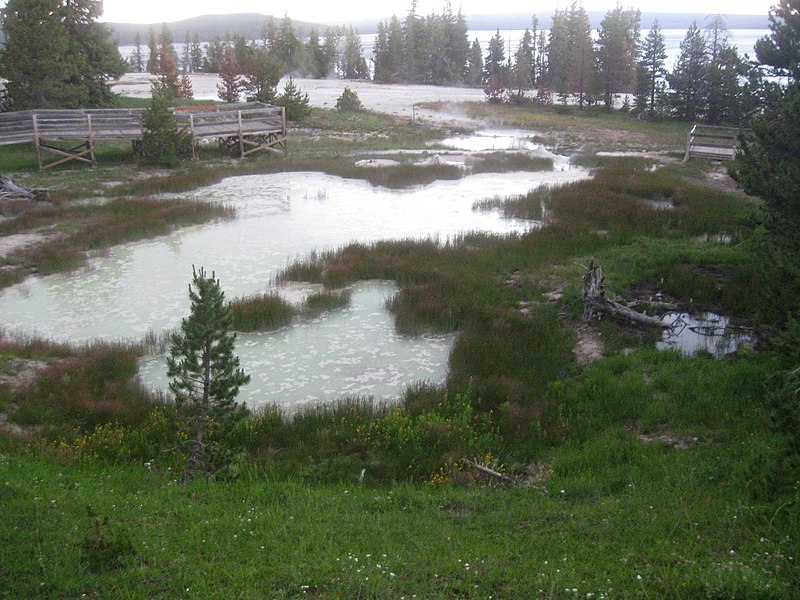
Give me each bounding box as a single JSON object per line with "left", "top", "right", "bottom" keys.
{"left": 112, "top": 73, "right": 486, "bottom": 123}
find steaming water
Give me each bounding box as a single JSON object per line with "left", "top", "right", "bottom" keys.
{"left": 0, "top": 166, "right": 587, "bottom": 407}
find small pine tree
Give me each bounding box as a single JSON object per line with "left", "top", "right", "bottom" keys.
{"left": 217, "top": 44, "right": 242, "bottom": 103}
{"left": 167, "top": 267, "right": 250, "bottom": 480}
{"left": 335, "top": 87, "right": 363, "bottom": 111}
{"left": 275, "top": 77, "right": 311, "bottom": 121}
{"left": 139, "top": 93, "right": 191, "bottom": 166}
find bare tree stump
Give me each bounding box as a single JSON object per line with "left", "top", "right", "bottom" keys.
{"left": 581, "top": 260, "right": 670, "bottom": 328}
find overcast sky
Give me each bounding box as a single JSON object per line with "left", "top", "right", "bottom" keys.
{"left": 97, "top": 1, "right": 773, "bottom": 25}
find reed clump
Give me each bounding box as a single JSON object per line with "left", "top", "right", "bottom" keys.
{"left": 467, "top": 152, "right": 553, "bottom": 174}
{"left": 301, "top": 289, "right": 351, "bottom": 317}
{"left": 230, "top": 293, "right": 295, "bottom": 332}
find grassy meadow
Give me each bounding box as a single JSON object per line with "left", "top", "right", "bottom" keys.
{"left": 1, "top": 99, "right": 799, "bottom": 597}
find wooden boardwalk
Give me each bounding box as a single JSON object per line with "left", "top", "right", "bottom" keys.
{"left": 0, "top": 102, "right": 287, "bottom": 169}
{"left": 683, "top": 124, "right": 743, "bottom": 162}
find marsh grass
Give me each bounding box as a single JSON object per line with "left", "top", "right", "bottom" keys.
{"left": 466, "top": 152, "right": 553, "bottom": 174}
{"left": 301, "top": 289, "right": 352, "bottom": 317}
{"left": 0, "top": 198, "right": 234, "bottom": 287}
{"left": 230, "top": 293, "right": 295, "bottom": 332}
{"left": 10, "top": 342, "right": 154, "bottom": 431}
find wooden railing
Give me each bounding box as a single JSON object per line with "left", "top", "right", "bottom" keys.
{"left": 683, "top": 124, "right": 745, "bottom": 162}
{"left": 0, "top": 103, "right": 287, "bottom": 169}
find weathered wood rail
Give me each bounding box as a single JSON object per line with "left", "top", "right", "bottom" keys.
{"left": 683, "top": 124, "right": 745, "bottom": 162}
{"left": 0, "top": 102, "right": 287, "bottom": 169}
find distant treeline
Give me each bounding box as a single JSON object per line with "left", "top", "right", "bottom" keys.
{"left": 106, "top": 12, "right": 770, "bottom": 45}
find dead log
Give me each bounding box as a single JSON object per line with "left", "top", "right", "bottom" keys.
{"left": 581, "top": 261, "right": 670, "bottom": 328}
{"left": 465, "top": 459, "right": 514, "bottom": 483}
{"left": 0, "top": 176, "right": 49, "bottom": 201}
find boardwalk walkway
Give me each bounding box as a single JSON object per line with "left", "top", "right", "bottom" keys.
{"left": 683, "top": 124, "right": 744, "bottom": 162}
{"left": 0, "top": 102, "right": 286, "bottom": 169}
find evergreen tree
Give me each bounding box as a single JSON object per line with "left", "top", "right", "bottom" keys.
{"left": 306, "top": 28, "right": 329, "bottom": 79}
{"left": 60, "top": 0, "right": 126, "bottom": 106}
{"left": 167, "top": 267, "right": 250, "bottom": 480}
{"left": 731, "top": 0, "right": 800, "bottom": 253}
{"left": 202, "top": 37, "right": 224, "bottom": 73}
{"left": 546, "top": 8, "right": 572, "bottom": 102}
{"left": 275, "top": 77, "right": 311, "bottom": 121}
{"left": 634, "top": 21, "right": 668, "bottom": 115}
{"left": 0, "top": 0, "right": 75, "bottom": 108}
{"left": 241, "top": 47, "right": 282, "bottom": 103}
{"left": 596, "top": 5, "right": 641, "bottom": 110}
{"left": 511, "top": 29, "right": 535, "bottom": 94}
{"left": 216, "top": 45, "right": 242, "bottom": 103}
{"left": 668, "top": 22, "right": 710, "bottom": 121}
{"left": 275, "top": 15, "right": 303, "bottom": 73}
{"left": 465, "top": 38, "right": 484, "bottom": 87}
{"left": 261, "top": 16, "right": 278, "bottom": 53}
{"left": 336, "top": 87, "right": 364, "bottom": 111}
{"left": 342, "top": 28, "right": 369, "bottom": 80}
{"left": 133, "top": 32, "right": 145, "bottom": 73}
{"left": 147, "top": 27, "right": 159, "bottom": 74}
{"left": 140, "top": 92, "right": 192, "bottom": 166}
{"left": 190, "top": 34, "right": 204, "bottom": 74}
{"left": 754, "top": 0, "right": 800, "bottom": 81}
{"left": 447, "top": 7, "right": 470, "bottom": 84}
{"left": 152, "top": 24, "right": 183, "bottom": 99}
{"left": 0, "top": 0, "right": 123, "bottom": 109}
{"left": 484, "top": 29, "right": 507, "bottom": 86}
{"left": 566, "top": 1, "right": 595, "bottom": 108}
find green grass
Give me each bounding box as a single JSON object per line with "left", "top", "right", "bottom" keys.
{"left": 2, "top": 108, "right": 798, "bottom": 597}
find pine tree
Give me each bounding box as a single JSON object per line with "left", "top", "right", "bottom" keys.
{"left": 731, "top": 0, "right": 800, "bottom": 253}
{"left": 133, "top": 32, "right": 145, "bottom": 73}
{"left": 275, "top": 15, "right": 303, "bottom": 73}
{"left": 634, "top": 21, "right": 668, "bottom": 116}
{"left": 147, "top": 27, "right": 159, "bottom": 74}
{"left": 0, "top": 0, "right": 123, "bottom": 109}
{"left": 216, "top": 45, "right": 242, "bottom": 103}
{"left": 190, "top": 34, "right": 204, "bottom": 73}
{"left": 167, "top": 267, "right": 250, "bottom": 480}
{"left": 484, "top": 29, "right": 507, "bottom": 86}
{"left": 241, "top": 48, "right": 281, "bottom": 103}
{"left": 511, "top": 29, "right": 535, "bottom": 94}
{"left": 140, "top": 92, "right": 191, "bottom": 166}
{"left": 275, "top": 77, "right": 311, "bottom": 121}
{"left": 668, "top": 22, "right": 710, "bottom": 121}
{"left": 465, "top": 38, "right": 484, "bottom": 87}
{"left": 566, "top": 1, "right": 595, "bottom": 108}
{"left": 306, "top": 28, "right": 329, "bottom": 79}
{"left": 596, "top": 6, "right": 641, "bottom": 110}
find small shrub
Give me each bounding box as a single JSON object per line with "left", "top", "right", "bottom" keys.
{"left": 336, "top": 87, "right": 364, "bottom": 112}
{"left": 139, "top": 93, "right": 192, "bottom": 166}
{"left": 80, "top": 508, "right": 135, "bottom": 572}
{"left": 275, "top": 77, "right": 311, "bottom": 121}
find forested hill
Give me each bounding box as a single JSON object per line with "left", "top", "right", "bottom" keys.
{"left": 106, "top": 11, "right": 770, "bottom": 45}
{"left": 107, "top": 14, "right": 326, "bottom": 45}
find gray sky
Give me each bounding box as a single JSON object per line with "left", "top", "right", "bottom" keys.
{"left": 98, "top": 1, "right": 773, "bottom": 24}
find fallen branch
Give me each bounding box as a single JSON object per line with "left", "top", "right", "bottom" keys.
{"left": 465, "top": 459, "right": 514, "bottom": 483}
{"left": 0, "top": 176, "right": 49, "bottom": 201}
{"left": 581, "top": 260, "right": 670, "bottom": 328}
